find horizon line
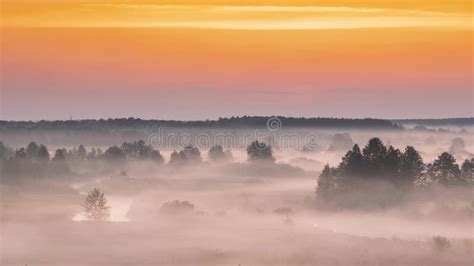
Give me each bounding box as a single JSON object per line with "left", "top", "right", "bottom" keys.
{"left": 1, "top": 116, "right": 473, "bottom": 123}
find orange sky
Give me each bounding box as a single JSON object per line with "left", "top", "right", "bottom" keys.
{"left": 1, "top": 1, "right": 473, "bottom": 120}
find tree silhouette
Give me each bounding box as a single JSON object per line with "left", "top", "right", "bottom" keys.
{"left": 384, "top": 146, "right": 402, "bottom": 177}
{"left": 428, "top": 152, "right": 461, "bottom": 185}
{"left": 15, "top": 148, "right": 27, "bottom": 159}
{"left": 316, "top": 165, "right": 338, "bottom": 200}
{"left": 315, "top": 138, "right": 432, "bottom": 208}
{"left": 328, "top": 133, "right": 353, "bottom": 151}
{"left": 362, "top": 138, "right": 388, "bottom": 177}
{"left": 149, "top": 150, "right": 164, "bottom": 163}
{"left": 160, "top": 200, "right": 195, "bottom": 215}
{"left": 87, "top": 148, "right": 97, "bottom": 160}
{"left": 96, "top": 148, "right": 104, "bottom": 158}
{"left": 180, "top": 145, "right": 202, "bottom": 163}
{"left": 77, "top": 145, "right": 87, "bottom": 160}
{"left": 169, "top": 150, "right": 184, "bottom": 165}
{"left": 338, "top": 144, "right": 364, "bottom": 177}
{"left": 121, "top": 140, "right": 164, "bottom": 162}
{"left": 399, "top": 146, "right": 424, "bottom": 186}
{"left": 168, "top": 146, "right": 201, "bottom": 165}
{"left": 50, "top": 148, "right": 70, "bottom": 174}
{"left": 82, "top": 188, "right": 110, "bottom": 221}
{"left": 460, "top": 158, "right": 473, "bottom": 185}
{"left": 104, "top": 146, "right": 125, "bottom": 161}
{"left": 208, "top": 145, "right": 232, "bottom": 162}
{"left": 37, "top": 145, "right": 50, "bottom": 161}
{"left": 0, "top": 141, "right": 5, "bottom": 160}
{"left": 53, "top": 149, "right": 66, "bottom": 161}
{"left": 247, "top": 141, "right": 275, "bottom": 163}
{"left": 26, "top": 141, "right": 39, "bottom": 159}
{"left": 449, "top": 137, "right": 465, "bottom": 154}
{"left": 0, "top": 141, "right": 12, "bottom": 160}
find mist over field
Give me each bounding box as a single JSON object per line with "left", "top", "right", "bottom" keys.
{"left": 1, "top": 118, "right": 473, "bottom": 265}
{"left": 1, "top": 0, "right": 472, "bottom": 264}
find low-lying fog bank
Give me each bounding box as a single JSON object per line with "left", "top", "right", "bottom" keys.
{"left": 1, "top": 128, "right": 473, "bottom": 265}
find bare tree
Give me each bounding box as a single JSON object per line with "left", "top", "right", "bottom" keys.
{"left": 82, "top": 188, "right": 110, "bottom": 222}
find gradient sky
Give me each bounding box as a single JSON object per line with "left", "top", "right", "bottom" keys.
{"left": 1, "top": 0, "right": 473, "bottom": 120}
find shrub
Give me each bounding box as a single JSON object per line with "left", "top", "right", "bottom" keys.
{"left": 432, "top": 236, "right": 451, "bottom": 251}
{"left": 160, "top": 200, "right": 195, "bottom": 215}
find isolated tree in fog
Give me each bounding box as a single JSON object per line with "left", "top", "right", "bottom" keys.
{"left": 432, "top": 236, "right": 451, "bottom": 251}
{"left": 82, "top": 188, "right": 110, "bottom": 221}
{"left": 247, "top": 141, "right": 275, "bottom": 163}
{"left": 37, "top": 145, "right": 50, "bottom": 161}
{"left": 428, "top": 152, "right": 461, "bottom": 185}
{"left": 160, "top": 200, "right": 195, "bottom": 215}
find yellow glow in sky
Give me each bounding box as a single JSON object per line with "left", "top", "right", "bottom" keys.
{"left": 1, "top": 1, "right": 472, "bottom": 120}
{"left": 1, "top": 1, "right": 472, "bottom": 29}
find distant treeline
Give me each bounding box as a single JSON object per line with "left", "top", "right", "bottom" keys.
{"left": 0, "top": 139, "right": 277, "bottom": 179}
{"left": 392, "top": 118, "right": 474, "bottom": 127}
{"left": 0, "top": 116, "right": 401, "bottom": 131}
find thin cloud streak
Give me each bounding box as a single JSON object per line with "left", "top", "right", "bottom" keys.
{"left": 3, "top": 4, "right": 472, "bottom": 29}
